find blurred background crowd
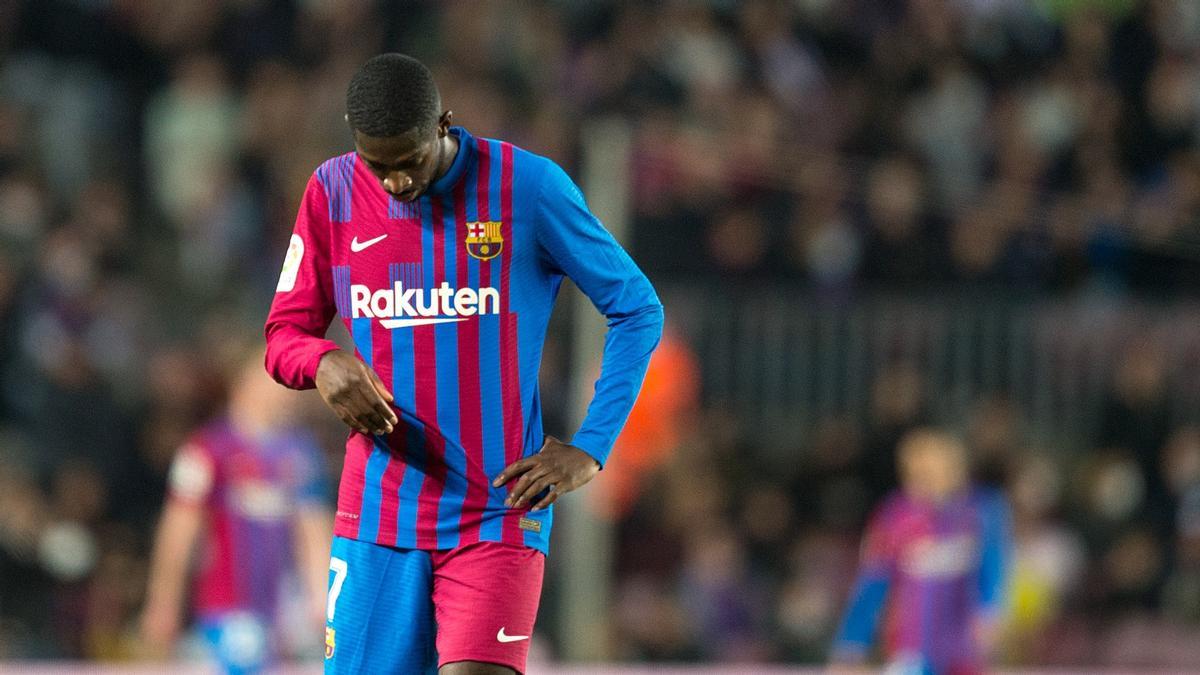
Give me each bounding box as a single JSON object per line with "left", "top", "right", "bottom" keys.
{"left": 4, "top": 0, "right": 1200, "bottom": 669}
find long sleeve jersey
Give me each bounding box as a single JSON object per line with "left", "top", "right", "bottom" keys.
{"left": 832, "top": 487, "right": 1011, "bottom": 674}
{"left": 264, "top": 127, "right": 664, "bottom": 553}
{"left": 166, "top": 417, "right": 328, "bottom": 620}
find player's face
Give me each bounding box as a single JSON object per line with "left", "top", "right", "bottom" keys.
{"left": 899, "top": 433, "right": 968, "bottom": 503}
{"left": 354, "top": 112, "right": 452, "bottom": 202}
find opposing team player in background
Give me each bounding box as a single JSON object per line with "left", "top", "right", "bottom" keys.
{"left": 141, "top": 353, "right": 332, "bottom": 674}
{"left": 264, "top": 53, "right": 663, "bottom": 674}
{"left": 830, "top": 428, "right": 1011, "bottom": 675}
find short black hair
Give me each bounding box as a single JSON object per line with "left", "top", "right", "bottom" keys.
{"left": 346, "top": 53, "right": 441, "bottom": 138}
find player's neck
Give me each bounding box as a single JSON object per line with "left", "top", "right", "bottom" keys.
{"left": 910, "top": 486, "right": 966, "bottom": 507}
{"left": 433, "top": 132, "right": 460, "bottom": 184}
{"left": 229, "top": 405, "right": 272, "bottom": 442}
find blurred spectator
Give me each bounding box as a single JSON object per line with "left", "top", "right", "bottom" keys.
{"left": 3, "top": 0, "right": 1200, "bottom": 667}
{"left": 1004, "top": 453, "right": 1086, "bottom": 664}
{"left": 1100, "top": 341, "right": 1170, "bottom": 480}
{"left": 862, "top": 361, "right": 927, "bottom": 502}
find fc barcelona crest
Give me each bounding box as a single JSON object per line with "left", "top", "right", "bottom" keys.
{"left": 466, "top": 221, "right": 503, "bottom": 260}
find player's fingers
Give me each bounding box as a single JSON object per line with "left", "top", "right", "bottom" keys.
{"left": 493, "top": 457, "right": 535, "bottom": 487}
{"left": 516, "top": 476, "right": 555, "bottom": 509}
{"left": 531, "top": 485, "right": 558, "bottom": 511}
{"left": 371, "top": 399, "right": 398, "bottom": 433}
{"left": 505, "top": 467, "right": 542, "bottom": 506}
{"left": 341, "top": 388, "right": 376, "bottom": 429}
{"left": 365, "top": 413, "right": 390, "bottom": 436}
{"left": 333, "top": 403, "right": 370, "bottom": 434}
{"left": 349, "top": 375, "right": 392, "bottom": 430}
{"left": 515, "top": 471, "right": 558, "bottom": 508}
{"left": 345, "top": 410, "right": 373, "bottom": 435}
{"left": 346, "top": 387, "right": 391, "bottom": 435}
{"left": 379, "top": 398, "right": 399, "bottom": 426}
{"left": 327, "top": 401, "right": 356, "bottom": 429}
{"left": 366, "top": 367, "right": 396, "bottom": 407}
{"left": 507, "top": 467, "right": 550, "bottom": 507}
{"left": 362, "top": 387, "right": 397, "bottom": 433}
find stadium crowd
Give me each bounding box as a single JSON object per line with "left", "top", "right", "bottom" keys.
{"left": 2, "top": 0, "right": 1200, "bottom": 668}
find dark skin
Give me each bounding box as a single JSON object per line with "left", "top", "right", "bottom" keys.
{"left": 354, "top": 110, "right": 458, "bottom": 202}
{"left": 315, "top": 108, "right": 601, "bottom": 675}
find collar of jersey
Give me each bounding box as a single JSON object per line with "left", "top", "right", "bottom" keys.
{"left": 425, "top": 126, "right": 474, "bottom": 196}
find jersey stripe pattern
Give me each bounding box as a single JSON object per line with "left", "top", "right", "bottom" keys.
{"left": 264, "top": 127, "right": 663, "bottom": 553}
{"left": 166, "top": 418, "right": 328, "bottom": 618}
{"left": 832, "top": 487, "right": 1011, "bottom": 671}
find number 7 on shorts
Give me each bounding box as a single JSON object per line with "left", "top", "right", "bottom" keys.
{"left": 327, "top": 557, "right": 347, "bottom": 622}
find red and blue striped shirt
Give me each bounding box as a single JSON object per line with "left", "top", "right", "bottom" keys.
{"left": 167, "top": 417, "right": 328, "bottom": 619}
{"left": 264, "top": 127, "right": 663, "bottom": 553}
{"left": 832, "top": 487, "right": 1011, "bottom": 672}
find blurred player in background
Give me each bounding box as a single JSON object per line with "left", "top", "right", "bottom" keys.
{"left": 830, "top": 428, "right": 1011, "bottom": 675}
{"left": 141, "top": 352, "right": 332, "bottom": 674}
{"left": 265, "top": 53, "right": 662, "bottom": 674}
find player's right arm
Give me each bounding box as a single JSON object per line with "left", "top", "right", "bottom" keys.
{"left": 264, "top": 174, "right": 397, "bottom": 436}
{"left": 830, "top": 501, "right": 897, "bottom": 666}
{"left": 974, "top": 488, "right": 1013, "bottom": 654}
{"left": 140, "top": 442, "right": 212, "bottom": 654}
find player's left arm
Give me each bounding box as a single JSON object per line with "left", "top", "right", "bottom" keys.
{"left": 289, "top": 437, "right": 334, "bottom": 627}
{"left": 831, "top": 504, "right": 896, "bottom": 665}
{"left": 495, "top": 159, "right": 665, "bottom": 511}
{"left": 974, "top": 489, "right": 1013, "bottom": 652}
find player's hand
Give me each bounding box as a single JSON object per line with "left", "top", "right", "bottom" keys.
{"left": 493, "top": 436, "right": 600, "bottom": 511}
{"left": 315, "top": 349, "right": 398, "bottom": 436}
{"left": 139, "top": 601, "right": 180, "bottom": 655}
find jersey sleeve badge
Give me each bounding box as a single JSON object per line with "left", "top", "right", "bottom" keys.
{"left": 168, "top": 443, "right": 215, "bottom": 503}
{"left": 276, "top": 234, "right": 304, "bottom": 292}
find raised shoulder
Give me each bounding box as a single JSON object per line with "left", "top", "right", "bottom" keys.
{"left": 315, "top": 152, "right": 357, "bottom": 181}
{"left": 187, "top": 419, "right": 232, "bottom": 460}
{"left": 313, "top": 152, "right": 358, "bottom": 223}
{"left": 476, "top": 137, "right": 560, "bottom": 189}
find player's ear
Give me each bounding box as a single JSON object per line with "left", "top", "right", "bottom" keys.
{"left": 438, "top": 110, "right": 452, "bottom": 136}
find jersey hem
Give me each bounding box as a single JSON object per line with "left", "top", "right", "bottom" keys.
{"left": 332, "top": 521, "right": 550, "bottom": 555}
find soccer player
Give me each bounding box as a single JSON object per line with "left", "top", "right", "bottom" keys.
{"left": 830, "top": 428, "right": 1011, "bottom": 675}
{"left": 141, "top": 353, "right": 332, "bottom": 674}
{"left": 263, "top": 54, "right": 663, "bottom": 674}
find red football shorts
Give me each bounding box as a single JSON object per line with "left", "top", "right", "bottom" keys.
{"left": 431, "top": 541, "right": 546, "bottom": 673}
